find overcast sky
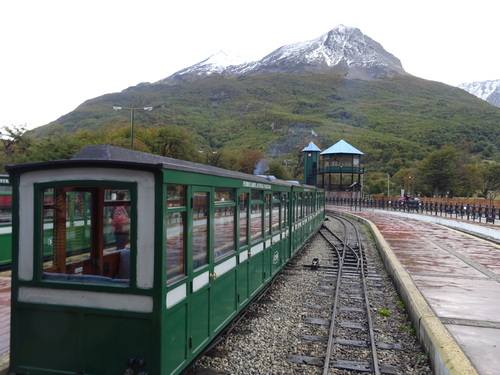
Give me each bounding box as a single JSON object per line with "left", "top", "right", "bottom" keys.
{"left": 1, "top": 0, "right": 498, "bottom": 130}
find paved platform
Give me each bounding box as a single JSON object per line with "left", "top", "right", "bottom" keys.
{"left": 333, "top": 207, "right": 500, "bottom": 375}
{"left": 0, "top": 272, "right": 10, "bottom": 375}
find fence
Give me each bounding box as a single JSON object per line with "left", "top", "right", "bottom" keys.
{"left": 326, "top": 197, "right": 498, "bottom": 224}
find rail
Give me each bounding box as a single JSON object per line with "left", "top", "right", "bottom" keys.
{"left": 327, "top": 197, "right": 498, "bottom": 224}
{"left": 321, "top": 217, "right": 381, "bottom": 375}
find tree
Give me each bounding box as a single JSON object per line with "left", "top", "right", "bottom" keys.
{"left": 417, "top": 146, "right": 459, "bottom": 197}
{"left": 267, "top": 160, "right": 292, "bottom": 180}
{"left": 236, "top": 149, "right": 265, "bottom": 174}
{"left": 479, "top": 164, "right": 500, "bottom": 201}
{"left": 0, "top": 125, "right": 34, "bottom": 171}
{"left": 393, "top": 168, "right": 415, "bottom": 196}
{"left": 455, "top": 163, "right": 482, "bottom": 198}
{"left": 141, "top": 126, "right": 201, "bottom": 162}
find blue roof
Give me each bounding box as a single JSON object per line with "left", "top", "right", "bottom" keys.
{"left": 320, "top": 140, "right": 363, "bottom": 155}
{"left": 301, "top": 141, "right": 322, "bottom": 152}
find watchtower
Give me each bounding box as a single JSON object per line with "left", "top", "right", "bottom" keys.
{"left": 318, "top": 140, "right": 364, "bottom": 198}
{"left": 301, "top": 141, "right": 321, "bottom": 186}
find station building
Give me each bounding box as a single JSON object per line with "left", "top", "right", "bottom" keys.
{"left": 303, "top": 139, "right": 364, "bottom": 199}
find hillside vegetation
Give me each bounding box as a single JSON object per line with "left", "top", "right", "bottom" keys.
{"left": 36, "top": 73, "right": 500, "bottom": 162}
{"left": 20, "top": 73, "right": 500, "bottom": 197}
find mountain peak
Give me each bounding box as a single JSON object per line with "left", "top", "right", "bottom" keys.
{"left": 157, "top": 25, "right": 408, "bottom": 84}
{"left": 458, "top": 79, "right": 500, "bottom": 107}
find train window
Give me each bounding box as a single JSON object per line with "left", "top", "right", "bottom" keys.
{"left": 297, "top": 193, "right": 304, "bottom": 219}
{"left": 214, "top": 206, "right": 235, "bottom": 260}
{"left": 215, "top": 188, "right": 234, "bottom": 202}
{"left": 281, "top": 194, "right": 287, "bottom": 228}
{"left": 251, "top": 190, "right": 261, "bottom": 201}
{"left": 214, "top": 188, "right": 235, "bottom": 260}
{"left": 41, "top": 186, "right": 132, "bottom": 286}
{"left": 238, "top": 193, "right": 249, "bottom": 248}
{"left": 250, "top": 191, "right": 263, "bottom": 244}
{"left": 193, "top": 191, "right": 209, "bottom": 269}
{"left": 272, "top": 194, "right": 280, "bottom": 233}
{"left": 166, "top": 212, "right": 186, "bottom": 283}
{"left": 0, "top": 183, "right": 12, "bottom": 223}
{"left": 265, "top": 194, "right": 271, "bottom": 236}
{"left": 166, "top": 185, "right": 186, "bottom": 284}
{"left": 167, "top": 184, "right": 185, "bottom": 207}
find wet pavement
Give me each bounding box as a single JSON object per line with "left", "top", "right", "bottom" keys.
{"left": 335, "top": 207, "right": 500, "bottom": 375}
{"left": 0, "top": 272, "right": 10, "bottom": 373}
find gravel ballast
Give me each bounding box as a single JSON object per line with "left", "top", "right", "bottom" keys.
{"left": 188, "top": 217, "right": 433, "bottom": 374}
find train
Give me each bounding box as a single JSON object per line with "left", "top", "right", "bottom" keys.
{"left": 6, "top": 145, "right": 325, "bottom": 375}
{"left": 0, "top": 174, "right": 12, "bottom": 267}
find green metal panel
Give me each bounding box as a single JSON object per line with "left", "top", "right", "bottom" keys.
{"left": 237, "top": 258, "right": 249, "bottom": 307}
{"left": 210, "top": 269, "right": 237, "bottom": 333}
{"left": 84, "top": 314, "right": 153, "bottom": 375}
{"left": 0, "top": 224, "right": 11, "bottom": 266}
{"left": 263, "top": 246, "right": 271, "bottom": 283}
{"left": 16, "top": 307, "right": 80, "bottom": 373}
{"left": 190, "top": 290, "right": 210, "bottom": 354}
{"left": 163, "top": 302, "right": 189, "bottom": 375}
{"left": 248, "top": 251, "right": 264, "bottom": 297}
{"left": 270, "top": 241, "right": 283, "bottom": 276}
{"left": 14, "top": 306, "right": 154, "bottom": 375}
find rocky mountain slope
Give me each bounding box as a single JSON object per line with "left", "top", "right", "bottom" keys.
{"left": 157, "top": 25, "right": 409, "bottom": 84}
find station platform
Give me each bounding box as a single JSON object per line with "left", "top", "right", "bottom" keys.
{"left": 0, "top": 209, "right": 499, "bottom": 375}
{"left": 332, "top": 207, "right": 500, "bottom": 375}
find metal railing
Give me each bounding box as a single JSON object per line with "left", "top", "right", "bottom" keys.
{"left": 326, "top": 197, "right": 497, "bottom": 224}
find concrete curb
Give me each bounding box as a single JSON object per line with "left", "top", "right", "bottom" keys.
{"left": 0, "top": 352, "right": 9, "bottom": 375}
{"left": 343, "top": 212, "right": 478, "bottom": 375}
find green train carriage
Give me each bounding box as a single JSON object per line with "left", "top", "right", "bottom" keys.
{"left": 7, "top": 145, "right": 324, "bottom": 375}
{"left": 0, "top": 175, "right": 13, "bottom": 267}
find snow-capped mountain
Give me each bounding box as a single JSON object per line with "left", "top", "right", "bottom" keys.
{"left": 157, "top": 25, "right": 408, "bottom": 84}
{"left": 458, "top": 80, "right": 500, "bottom": 107}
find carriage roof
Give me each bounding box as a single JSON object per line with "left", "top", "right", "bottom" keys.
{"left": 7, "top": 145, "right": 318, "bottom": 190}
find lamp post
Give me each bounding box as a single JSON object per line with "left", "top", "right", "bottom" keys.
{"left": 113, "top": 106, "right": 153, "bottom": 150}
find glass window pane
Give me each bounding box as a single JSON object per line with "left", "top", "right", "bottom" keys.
{"left": 265, "top": 195, "right": 271, "bottom": 236}
{"left": 110, "top": 191, "right": 130, "bottom": 250}
{"left": 250, "top": 203, "right": 263, "bottom": 243}
{"left": 0, "top": 182, "right": 12, "bottom": 223}
{"left": 239, "top": 193, "right": 248, "bottom": 248}
{"left": 166, "top": 211, "right": 186, "bottom": 282}
{"left": 193, "top": 192, "right": 209, "bottom": 269}
{"left": 42, "top": 187, "right": 131, "bottom": 286}
{"left": 272, "top": 200, "right": 280, "bottom": 233}
{"left": 281, "top": 194, "right": 288, "bottom": 228}
{"left": 251, "top": 190, "right": 262, "bottom": 201}
{"left": 214, "top": 206, "right": 235, "bottom": 260}
{"left": 167, "top": 185, "right": 185, "bottom": 207}
{"left": 215, "top": 188, "right": 234, "bottom": 202}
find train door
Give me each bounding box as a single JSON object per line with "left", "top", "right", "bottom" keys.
{"left": 189, "top": 187, "right": 212, "bottom": 355}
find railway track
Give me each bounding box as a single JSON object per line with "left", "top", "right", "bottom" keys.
{"left": 287, "top": 216, "right": 398, "bottom": 374}
{"left": 188, "top": 215, "right": 433, "bottom": 375}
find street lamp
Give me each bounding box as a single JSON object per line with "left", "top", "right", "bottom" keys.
{"left": 113, "top": 106, "right": 153, "bottom": 150}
